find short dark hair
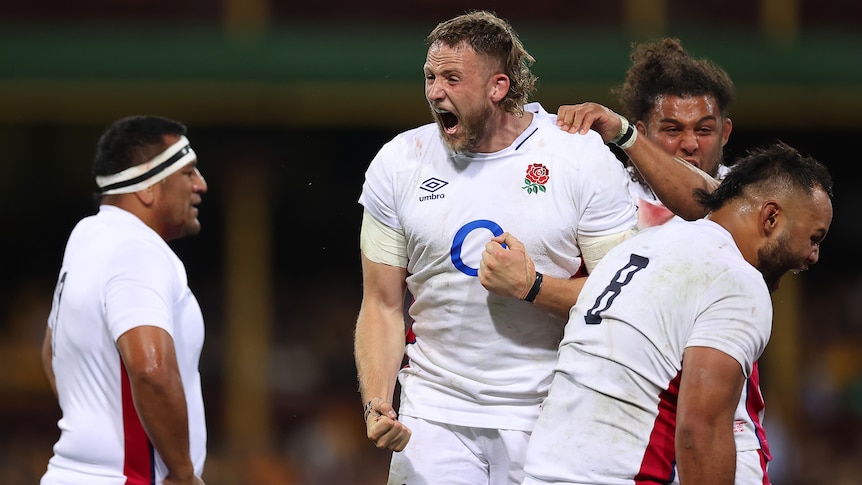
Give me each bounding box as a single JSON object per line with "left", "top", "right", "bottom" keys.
{"left": 694, "top": 141, "right": 833, "bottom": 212}
{"left": 617, "top": 38, "right": 735, "bottom": 123}
{"left": 93, "top": 115, "right": 187, "bottom": 177}
{"left": 426, "top": 10, "right": 536, "bottom": 116}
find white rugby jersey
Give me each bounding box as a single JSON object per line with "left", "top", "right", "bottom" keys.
{"left": 523, "top": 218, "right": 772, "bottom": 484}
{"left": 628, "top": 161, "right": 772, "bottom": 476}
{"left": 359, "top": 103, "right": 638, "bottom": 431}
{"left": 42, "top": 205, "right": 206, "bottom": 485}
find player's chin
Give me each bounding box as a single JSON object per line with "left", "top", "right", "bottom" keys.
{"left": 184, "top": 219, "right": 203, "bottom": 237}
{"left": 442, "top": 131, "right": 472, "bottom": 152}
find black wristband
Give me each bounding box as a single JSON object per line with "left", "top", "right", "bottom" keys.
{"left": 524, "top": 271, "right": 543, "bottom": 303}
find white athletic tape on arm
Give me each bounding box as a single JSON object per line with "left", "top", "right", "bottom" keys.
{"left": 360, "top": 210, "right": 408, "bottom": 267}
{"left": 611, "top": 116, "right": 638, "bottom": 150}
{"left": 579, "top": 228, "right": 638, "bottom": 274}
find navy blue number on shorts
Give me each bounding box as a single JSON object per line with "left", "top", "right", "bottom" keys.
{"left": 584, "top": 254, "right": 649, "bottom": 324}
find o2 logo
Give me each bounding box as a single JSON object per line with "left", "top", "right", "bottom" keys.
{"left": 450, "top": 219, "right": 504, "bottom": 277}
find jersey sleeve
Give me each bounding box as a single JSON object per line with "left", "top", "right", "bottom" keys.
{"left": 686, "top": 267, "right": 773, "bottom": 378}
{"left": 358, "top": 135, "right": 404, "bottom": 230}
{"left": 103, "top": 240, "right": 179, "bottom": 341}
{"left": 573, "top": 133, "right": 639, "bottom": 238}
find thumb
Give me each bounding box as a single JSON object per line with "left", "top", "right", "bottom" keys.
{"left": 377, "top": 400, "right": 398, "bottom": 420}
{"left": 490, "top": 232, "right": 509, "bottom": 245}
{"left": 502, "top": 232, "right": 525, "bottom": 252}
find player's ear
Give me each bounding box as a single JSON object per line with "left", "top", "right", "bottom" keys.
{"left": 490, "top": 73, "right": 510, "bottom": 102}
{"left": 760, "top": 201, "right": 781, "bottom": 237}
{"left": 720, "top": 117, "right": 733, "bottom": 147}
{"left": 134, "top": 185, "right": 156, "bottom": 207}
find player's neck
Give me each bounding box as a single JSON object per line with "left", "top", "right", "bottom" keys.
{"left": 708, "top": 208, "right": 760, "bottom": 268}
{"left": 475, "top": 110, "right": 533, "bottom": 153}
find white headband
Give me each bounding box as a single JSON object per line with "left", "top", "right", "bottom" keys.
{"left": 96, "top": 135, "right": 197, "bottom": 195}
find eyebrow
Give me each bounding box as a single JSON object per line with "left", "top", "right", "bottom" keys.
{"left": 659, "top": 115, "right": 719, "bottom": 124}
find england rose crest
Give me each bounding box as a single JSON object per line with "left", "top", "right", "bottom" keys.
{"left": 522, "top": 163, "right": 549, "bottom": 194}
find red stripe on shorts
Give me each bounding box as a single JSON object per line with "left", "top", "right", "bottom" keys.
{"left": 746, "top": 362, "right": 771, "bottom": 460}
{"left": 746, "top": 362, "right": 771, "bottom": 484}
{"left": 121, "top": 360, "right": 155, "bottom": 485}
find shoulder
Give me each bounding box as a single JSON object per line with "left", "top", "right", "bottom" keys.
{"left": 685, "top": 221, "right": 767, "bottom": 289}
{"left": 526, "top": 103, "right": 616, "bottom": 156}
{"left": 369, "top": 123, "right": 441, "bottom": 168}
{"left": 385, "top": 123, "right": 440, "bottom": 151}
{"left": 95, "top": 210, "right": 180, "bottom": 275}
{"left": 68, "top": 208, "right": 167, "bottom": 256}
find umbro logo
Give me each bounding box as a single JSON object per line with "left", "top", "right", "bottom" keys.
{"left": 420, "top": 178, "right": 448, "bottom": 193}
{"left": 419, "top": 177, "right": 448, "bottom": 202}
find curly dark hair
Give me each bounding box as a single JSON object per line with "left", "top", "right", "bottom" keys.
{"left": 693, "top": 141, "right": 833, "bottom": 212}
{"left": 617, "top": 38, "right": 735, "bottom": 123}
{"left": 426, "top": 10, "right": 537, "bottom": 117}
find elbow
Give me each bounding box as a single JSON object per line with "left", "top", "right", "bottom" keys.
{"left": 676, "top": 425, "right": 698, "bottom": 452}
{"left": 140, "top": 359, "right": 171, "bottom": 381}
{"left": 675, "top": 414, "right": 712, "bottom": 451}
{"left": 128, "top": 356, "right": 176, "bottom": 389}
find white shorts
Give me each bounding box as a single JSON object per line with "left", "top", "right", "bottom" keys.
{"left": 389, "top": 415, "right": 531, "bottom": 485}
{"left": 521, "top": 448, "right": 770, "bottom": 484}
{"left": 736, "top": 448, "right": 771, "bottom": 485}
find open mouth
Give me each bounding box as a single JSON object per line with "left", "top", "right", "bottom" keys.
{"left": 434, "top": 108, "right": 459, "bottom": 135}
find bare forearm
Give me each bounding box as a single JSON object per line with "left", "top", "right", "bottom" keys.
{"left": 676, "top": 347, "right": 743, "bottom": 485}
{"left": 556, "top": 103, "right": 718, "bottom": 221}
{"left": 355, "top": 309, "right": 406, "bottom": 405}
{"left": 131, "top": 370, "right": 195, "bottom": 481}
{"left": 676, "top": 424, "right": 735, "bottom": 484}
{"left": 623, "top": 136, "right": 719, "bottom": 220}
{"left": 529, "top": 275, "right": 586, "bottom": 320}
{"left": 41, "top": 327, "right": 58, "bottom": 398}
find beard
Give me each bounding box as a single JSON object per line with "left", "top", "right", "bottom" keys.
{"left": 756, "top": 230, "right": 798, "bottom": 292}
{"left": 706, "top": 150, "right": 723, "bottom": 178}
{"left": 434, "top": 102, "right": 494, "bottom": 153}
{"left": 704, "top": 146, "right": 725, "bottom": 179}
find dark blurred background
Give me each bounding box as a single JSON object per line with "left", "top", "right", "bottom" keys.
{"left": 1, "top": 1, "right": 861, "bottom": 484}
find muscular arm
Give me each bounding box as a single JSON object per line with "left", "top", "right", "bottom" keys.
{"left": 529, "top": 273, "right": 587, "bottom": 319}
{"left": 117, "top": 326, "right": 200, "bottom": 485}
{"left": 676, "top": 346, "right": 744, "bottom": 485}
{"left": 355, "top": 253, "right": 412, "bottom": 451}
{"left": 479, "top": 232, "right": 587, "bottom": 319}
{"left": 557, "top": 103, "right": 719, "bottom": 220}
{"left": 41, "top": 326, "right": 58, "bottom": 398}
{"left": 621, "top": 127, "right": 720, "bottom": 220}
